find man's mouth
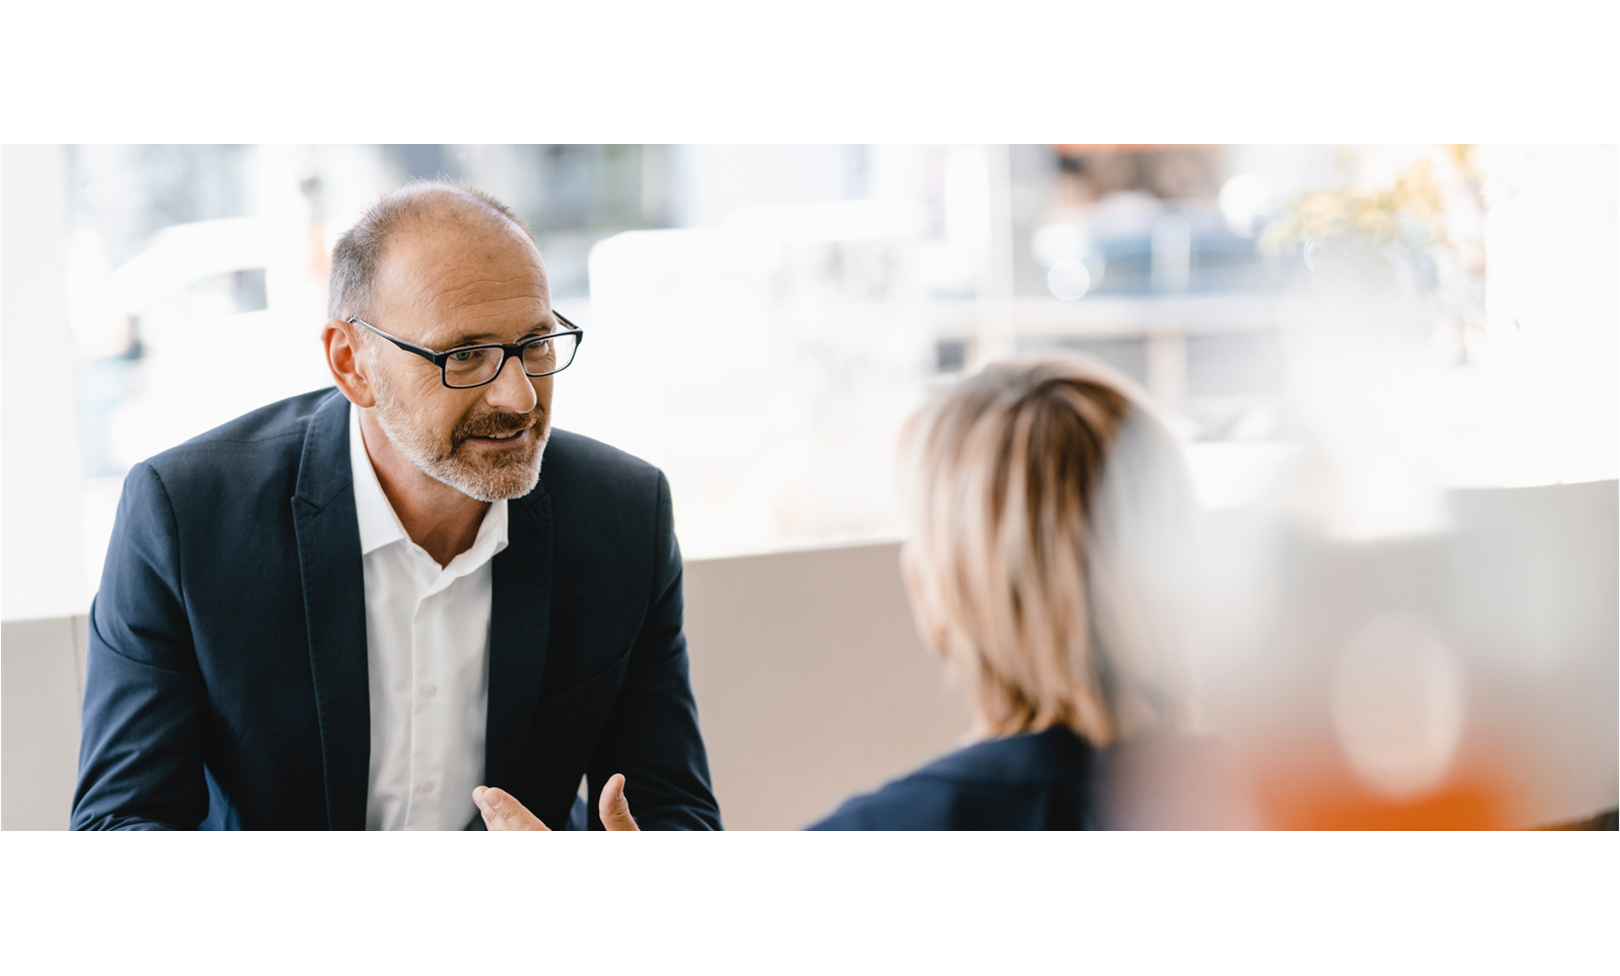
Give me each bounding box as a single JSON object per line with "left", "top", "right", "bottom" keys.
{"left": 465, "top": 427, "right": 530, "bottom": 446}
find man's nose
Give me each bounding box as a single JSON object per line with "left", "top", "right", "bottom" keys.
{"left": 482, "top": 353, "right": 538, "bottom": 414}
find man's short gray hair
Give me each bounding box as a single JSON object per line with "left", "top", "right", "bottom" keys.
{"left": 327, "top": 179, "right": 538, "bottom": 323}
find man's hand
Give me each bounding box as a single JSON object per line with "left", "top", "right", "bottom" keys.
{"left": 472, "top": 773, "right": 641, "bottom": 831}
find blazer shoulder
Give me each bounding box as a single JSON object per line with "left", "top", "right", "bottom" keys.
{"left": 806, "top": 729, "right": 1097, "bottom": 830}
{"left": 540, "top": 428, "right": 664, "bottom": 499}
{"left": 148, "top": 388, "right": 336, "bottom": 461}
{"left": 907, "top": 727, "right": 1094, "bottom": 786}
{"left": 139, "top": 388, "right": 341, "bottom": 502}
{"left": 807, "top": 773, "right": 964, "bottom": 830}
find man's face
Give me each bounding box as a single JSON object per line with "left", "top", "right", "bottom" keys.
{"left": 363, "top": 219, "right": 555, "bottom": 502}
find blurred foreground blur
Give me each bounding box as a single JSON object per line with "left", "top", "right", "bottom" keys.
{"left": 1194, "top": 479, "right": 1615, "bottom": 829}
{"left": 3, "top": 144, "right": 1613, "bottom": 828}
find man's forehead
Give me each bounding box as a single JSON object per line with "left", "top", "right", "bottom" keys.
{"left": 374, "top": 220, "right": 550, "bottom": 335}
{"left": 383, "top": 217, "right": 544, "bottom": 279}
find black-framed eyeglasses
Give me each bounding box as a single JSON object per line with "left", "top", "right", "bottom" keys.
{"left": 347, "top": 312, "right": 584, "bottom": 389}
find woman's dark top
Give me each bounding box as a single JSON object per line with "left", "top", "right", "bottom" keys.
{"left": 808, "top": 727, "right": 1105, "bottom": 830}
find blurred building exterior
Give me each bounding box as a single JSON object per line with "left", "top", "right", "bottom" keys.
{"left": 47, "top": 144, "right": 1614, "bottom": 567}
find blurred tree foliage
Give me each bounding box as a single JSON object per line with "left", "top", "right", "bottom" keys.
{"left": 1259, "top": 158, "right": 1451, "bottom": 263}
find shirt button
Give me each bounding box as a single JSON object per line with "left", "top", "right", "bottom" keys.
{"left": 417, "top": 780, "right": 435, "bottom": 794}
{"left": 420, "top": 684, "right": 437, "bottom": 698}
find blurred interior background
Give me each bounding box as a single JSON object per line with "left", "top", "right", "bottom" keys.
{"left": 3, "top": 144, "right": 1615, "bottom": 829}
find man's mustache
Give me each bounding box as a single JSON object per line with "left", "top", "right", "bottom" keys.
{"left": 453, "top": 407, "right": 546, "bottom": 443}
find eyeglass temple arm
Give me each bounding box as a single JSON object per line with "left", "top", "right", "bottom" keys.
{"left": 553, "top": 310, "right": 584, "bottom": 346}
{"left": 347, "top": 316, "right": 445, "bottom": 365}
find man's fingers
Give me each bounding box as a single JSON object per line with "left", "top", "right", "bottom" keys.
{"left": 599, "top": 773, "right": 640, "bottom": 831}
{"left": 473, "top": 786, "right": 550, "bottom": 831}
{"left": 471, "top": 779, "right": 636, "bottom": 831}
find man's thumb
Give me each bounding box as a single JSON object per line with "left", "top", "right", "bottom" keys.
{"left": 599, "top": 773, "right": 640, "bottom": 831}
{"left": 475, "top": 786, "right": 550, "bottom": 831}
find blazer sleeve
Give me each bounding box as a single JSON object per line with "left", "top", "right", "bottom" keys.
{"left": 584, "top": 472, "right": 723, "bottom": 830}
{"left": 71, "top": 462, "right": 211, "bottom": 830}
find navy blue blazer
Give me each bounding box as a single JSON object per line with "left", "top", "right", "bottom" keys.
{"left": 808, "top": 727, "right": 1108, "bottom": 830}
{"left": 72, "top": 388, "right": 721, "bottom": 831}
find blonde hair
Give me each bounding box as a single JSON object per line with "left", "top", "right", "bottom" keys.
{"left": 898, "top": 354, "right": 1198, "bottom": 747}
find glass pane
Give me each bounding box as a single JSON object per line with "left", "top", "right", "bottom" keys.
{"left": 523, "top": 333, "right": 577, "bottom": 375}
{"left": 443, "top": 346, "right": 502, "bottom": 386}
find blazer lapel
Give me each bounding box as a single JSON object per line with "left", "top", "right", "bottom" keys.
{"left": 484, "top": 486, "right": 554, "bottom": 790}
{"left": 290, "top": 390, "right": 371, "bottom": 830}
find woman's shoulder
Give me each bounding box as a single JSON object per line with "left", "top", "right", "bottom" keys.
{"left": 805, "top": 728, "right": 1097, "bottom": 830}
{"left": 805, "top": 728, "right": 1258, "bottom": 830}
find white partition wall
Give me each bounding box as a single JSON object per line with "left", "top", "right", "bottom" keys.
{"left": 683, "top": 542, "right": 971, "bottom": 830}
{"left": 1, "top": 615, "right": 88, "bottom": 830}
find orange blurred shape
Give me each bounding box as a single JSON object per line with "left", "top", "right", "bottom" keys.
{"left": 1249, "top": 750, "right": 1522, "bottom": 830}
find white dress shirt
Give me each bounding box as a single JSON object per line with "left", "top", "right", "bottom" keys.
{"left": 350, "top": 404, "right": 509, "bottom": 830}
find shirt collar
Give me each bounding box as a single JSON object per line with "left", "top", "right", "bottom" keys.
{"left": 350, "top": 402, "right": 404, "bottom": 556}
{"left": 348, "top": 401, "right": 509, "bottom": 565}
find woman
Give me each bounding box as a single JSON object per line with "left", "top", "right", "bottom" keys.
{"left": 809, "top": 354, "right": 1245, "bottom": 830}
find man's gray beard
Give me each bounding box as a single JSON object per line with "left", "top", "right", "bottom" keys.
{"left": 370, "top": 373, "right": 549, "bottom": 503}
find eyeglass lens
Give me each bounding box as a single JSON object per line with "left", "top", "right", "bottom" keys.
{"left": 443, "top": 333, "right": 580, "bottom": 388}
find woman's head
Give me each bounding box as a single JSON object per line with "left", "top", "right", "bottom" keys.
{"left": 898, "top": 354, "right": 1199, "bottom": 746}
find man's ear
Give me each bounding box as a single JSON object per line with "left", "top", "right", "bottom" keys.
{"left": 322, "top": 317, "right": 375, "bottom": 408}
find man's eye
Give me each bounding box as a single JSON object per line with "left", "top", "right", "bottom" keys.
{"left": 452, "top": 350, "right": 475, "bottom": 361}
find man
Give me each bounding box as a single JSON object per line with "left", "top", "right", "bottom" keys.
{"left": 72, "top": 182, "right": 721, "bottom": 831}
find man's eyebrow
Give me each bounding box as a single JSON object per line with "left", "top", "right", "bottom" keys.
{"left": 436, "top": 321, "right": 554, "bottom": 348}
